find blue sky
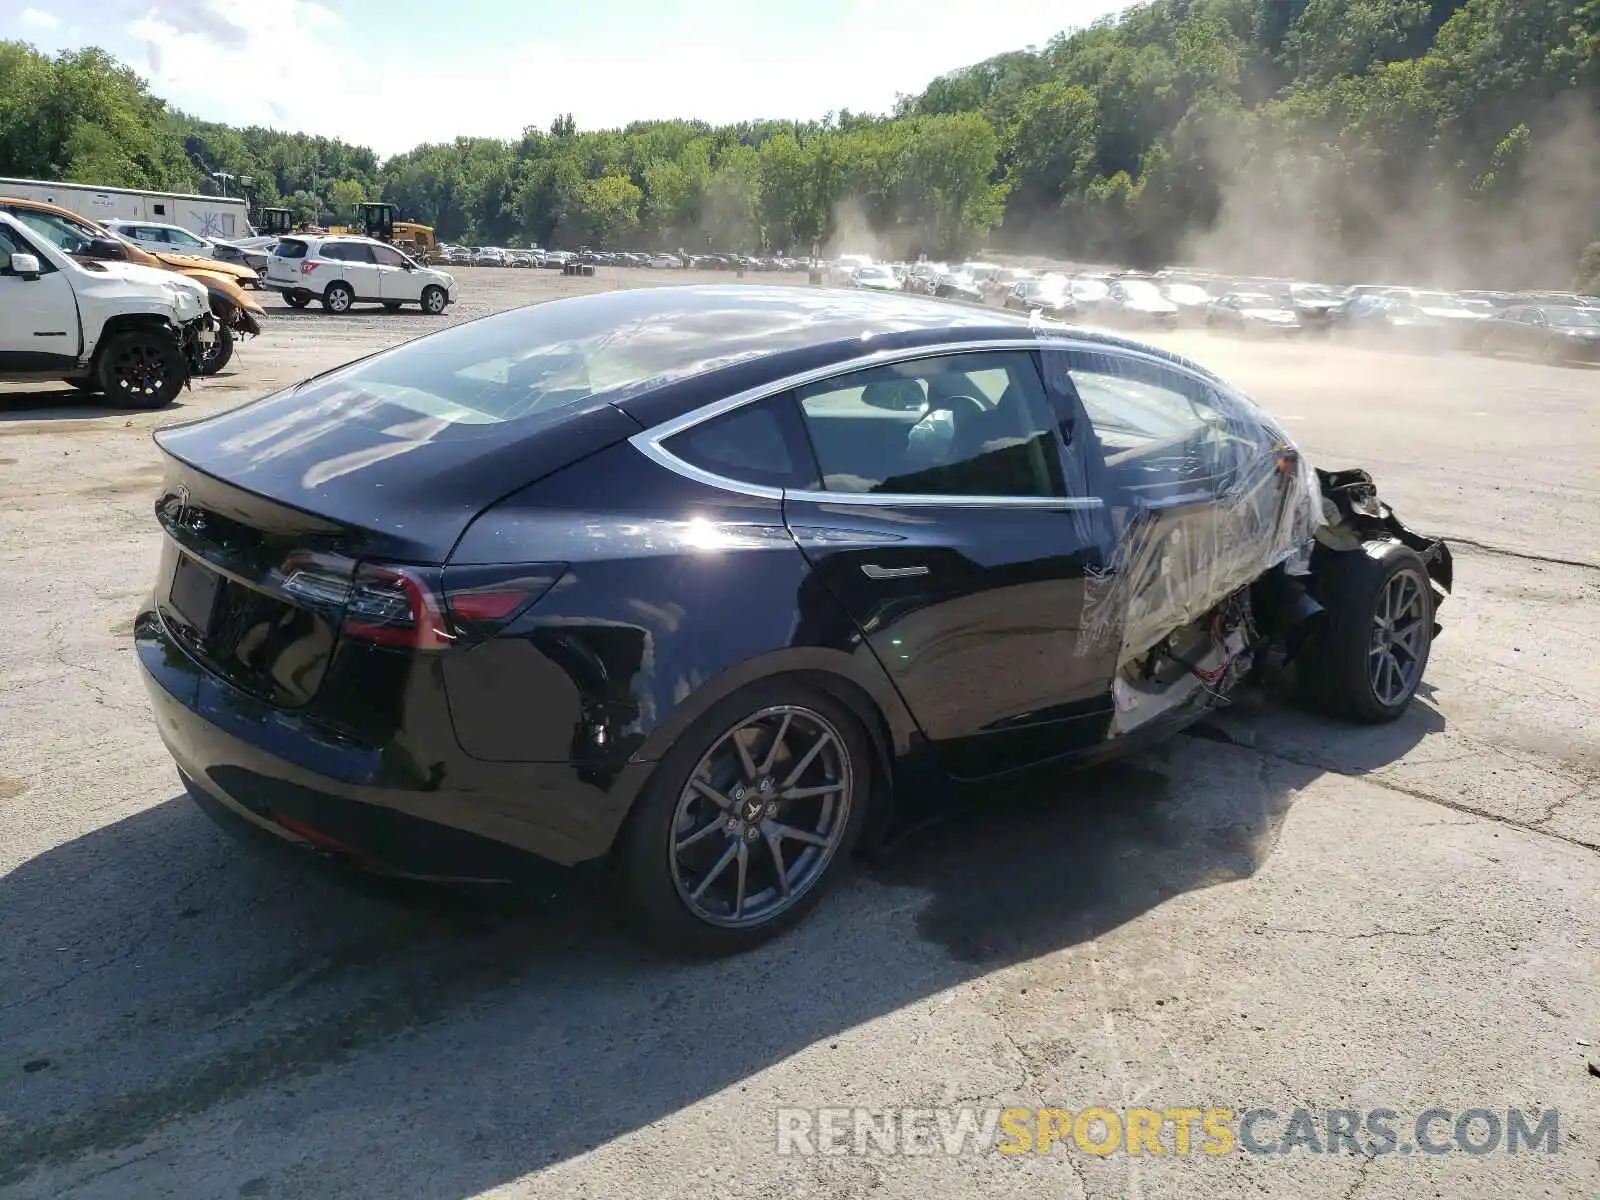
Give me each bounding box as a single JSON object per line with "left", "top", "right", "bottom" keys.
{"left": 6, "top": 1, "right": 1130, "bottom": 157}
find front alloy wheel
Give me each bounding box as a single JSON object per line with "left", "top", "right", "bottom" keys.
{"left": 1369, "top": 567, "right": 1428, "bottom": 708}
{"left": 96, "top": 330, "right": 185, "bottom": 409}
{"left": 1299, "top": 539, "right": 1435, "bottom": 723}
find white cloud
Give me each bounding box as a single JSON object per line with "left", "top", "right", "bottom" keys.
{"left": 123, "top": 0, "right": 1129, "bottom": 157}
{"left": 21, "top": 7, "right": 61, "bottom": 29}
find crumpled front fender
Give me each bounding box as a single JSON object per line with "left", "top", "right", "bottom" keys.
{"left": 1315, "top": 467, "right": 1453, "bottom": 595}
{"left": 197, "top": 275, "right": 265, "bottom": 335}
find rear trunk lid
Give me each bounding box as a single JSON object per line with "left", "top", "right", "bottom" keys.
{"left": 152, "top": 339, "right": 644, "bottom": 707}
{"left": 152, "top": 458, "right": 357, "bottom": 708}
{"left": 266, "top": 237, "right": 310, "bottom": 287}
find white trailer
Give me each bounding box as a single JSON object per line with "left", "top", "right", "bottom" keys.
{"left": 0, "top": 177, "right": 254, "bottom": 240}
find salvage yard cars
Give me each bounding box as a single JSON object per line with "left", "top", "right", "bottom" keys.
{"left": 136, "top": 286, "right": 1452, "bottom": 954}
{"left": 0, "top": 211, "right": 214, "bottom": 407}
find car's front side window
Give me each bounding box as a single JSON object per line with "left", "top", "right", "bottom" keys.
{"left": 6, "top": 209, "right": 95, "bottom": 255}
{"left": 1041, "top": 346, "right": 1279, "bottom": 497}
{"left": 791, "top": 351, "right": 1067, "bottom": 500}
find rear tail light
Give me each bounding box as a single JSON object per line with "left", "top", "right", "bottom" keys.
{"left": 344, "top": 563, "right": 454, "bottom": 649}
{"left": 301, "top": 260, "right": 320, "bottom": 275}
{"left": 339, "top": 561, "right": 566, "bottom": 649}
{"left": 441, "top": 563, "right": 565, "bottom": 641}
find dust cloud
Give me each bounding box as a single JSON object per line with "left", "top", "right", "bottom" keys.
{"left": 1181, "top": 94, "right": 1600, "bottom": 289}
{"left": 824, "top": 198, "right": 891, "bottom": 262}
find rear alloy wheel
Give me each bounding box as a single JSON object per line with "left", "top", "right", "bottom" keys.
{"left": 421, "top": 286, "right": 447, "bottom": 315}
{"left": 283, "top": 291, "right": 311, "bottom": 309}
{"left": 1299, "top": 540, "right": 1434, "bottom": 723}
{"left": 95, "top": 329, "right": 186, "bottom": 409}
{"left": 322, "top": 282, "right": 354, "bottom": 313}
{"left": 616, "top": 684, "right": 869, "bottom": 954}
{"left": 196, "top": 323, "right": 234, "bottom": 375}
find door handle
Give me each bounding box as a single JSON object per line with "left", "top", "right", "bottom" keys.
{"left": 861, "top": 563, "right": 929, "bottom": 580}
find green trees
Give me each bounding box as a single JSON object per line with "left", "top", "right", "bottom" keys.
{"left": 2, "top": 4, "right": 1596, "bottom": 282}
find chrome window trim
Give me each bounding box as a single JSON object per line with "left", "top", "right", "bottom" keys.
{"left": 789, "top": 490, "right": 1101, "bottom": 510}
{"left": 626, "top": 335, "right": 1181, "bottom": 510}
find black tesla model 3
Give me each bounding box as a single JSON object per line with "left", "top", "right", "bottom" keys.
{"left": 137, "top": 285, "right": 1452, "bottom": 953}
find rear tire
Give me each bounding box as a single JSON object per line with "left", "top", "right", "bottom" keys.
{"left": 322, "top": 282, "right": 354, "bottom": 313}
{"left": 421, "top": 286, "right": 447, "bottom": 315}
{"left": 197, "top": 324, "right": 234, "bottom": 375}
{"left": 283, "top": 291, "right": 311, "bottom": 309}
{"left": 613, "top": 680, "right": 872, "bottom": 956}
{"left": 1297, "top": 540, "right": 1435, "bottom": 723}
{"left": 95, "top": 328, "right": 186, "bottom": 410}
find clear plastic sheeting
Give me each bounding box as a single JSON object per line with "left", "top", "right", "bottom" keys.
{"left": 1034, "top": 338, "right": 1323, "bottom": 668}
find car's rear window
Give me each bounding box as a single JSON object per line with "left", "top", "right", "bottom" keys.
{"left": 200, "top": 287, "right": 1018, "bottom": 454}
{"left": 219, "top": 292, "right": 819, "bottom": 439}
{"left": 274, "top": 239, "right": 309, "bottom": 259}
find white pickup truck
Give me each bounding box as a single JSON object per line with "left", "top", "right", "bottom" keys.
{"left": 0, "top": 212, "right": 216, "bottom": 408}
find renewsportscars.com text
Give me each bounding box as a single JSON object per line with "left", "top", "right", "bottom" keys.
{"left": 775, "top": 1106, "right": 1559, "bottom": 1158}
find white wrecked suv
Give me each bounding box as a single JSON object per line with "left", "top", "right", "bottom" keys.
{"left": 0, "top": 212, "right": 215, "bottom": 408}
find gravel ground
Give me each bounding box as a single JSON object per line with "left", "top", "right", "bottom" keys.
{"left": 1, "top": 267, "right": 1596, "bottom": 1199}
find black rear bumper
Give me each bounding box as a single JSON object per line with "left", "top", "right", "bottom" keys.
{"left": 137, "top": 605, "right": 654, "bottom": 878}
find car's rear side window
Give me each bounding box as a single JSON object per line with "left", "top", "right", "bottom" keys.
{"left": 274, "top": 239, "right": 308, "bottom": 259}
{"left": 661, "top": 395, "right": 819, "bottom": 490}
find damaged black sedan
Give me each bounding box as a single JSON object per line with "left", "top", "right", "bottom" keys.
{"left": 136, "top": 286, "right": 1452, "bottom": 954}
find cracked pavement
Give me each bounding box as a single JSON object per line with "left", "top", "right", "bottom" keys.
{"left": 1, "top": 270, "right": 1597, "bottom": 1198}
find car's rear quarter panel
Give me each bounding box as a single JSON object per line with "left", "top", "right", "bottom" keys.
{"left": 445, "top": 439, "right": 920, "bottom": 774}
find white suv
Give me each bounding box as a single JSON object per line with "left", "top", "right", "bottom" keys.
{"left": 104, "top": 219, "right": 216, "bottom": 258}
{"left": 264, "top": 235, "right": 456, "bottom": 314}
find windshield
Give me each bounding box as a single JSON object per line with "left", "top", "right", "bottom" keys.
{"left": 1119, "top": 279, "right": 1162, "bottom": 301}
{"left": 1165, "top": 283, "right": 1209, "bottom": 303}
{"left": 1071, "top": 278, "right": 1109, "bottom": 300}
{"left": 1235, "top": 293, "right": 1279, "bottom": 308}
{"left": 1291, "top": 284, "right": 1339, "bottom": 301}
{"left": 1550, "top": 308, "right": 1600, "bottom": 328}
{"left": 4, "top": 207, "right": 103, "bottom": 255}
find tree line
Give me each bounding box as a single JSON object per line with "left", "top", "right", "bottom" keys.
{"left": 2, "top": 1, "right": 1597, "bottom": 288}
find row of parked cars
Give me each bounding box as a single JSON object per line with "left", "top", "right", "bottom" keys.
{"left": 439, "top": 245, "right": 576, "bottom": 269}
{"left": 1153, "top": 271, "right": 1600, "bottom": 363}
{"left": 833, "top": 256, "right": 1599, "bottom": 366}
{"left": 439, "top": 246, "right": 816, "bottom": 273}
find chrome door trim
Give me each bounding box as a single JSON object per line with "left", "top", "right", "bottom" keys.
{"left": 789, "top": 490, "right": 1103, "bottom": 509}
{"left": 627, "top": 336, "right": 1146, "bottom": 507}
